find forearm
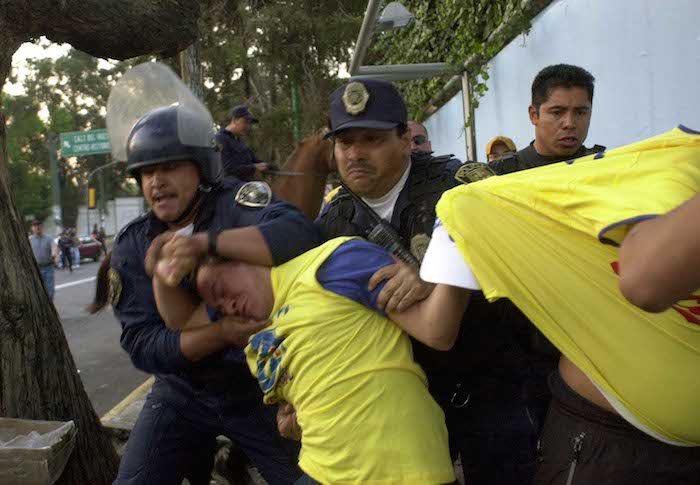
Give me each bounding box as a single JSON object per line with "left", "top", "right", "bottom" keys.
{"left": 388, "top": 284, "right": 471, "bottom": 350}
{"left": 619, "top": 193, "right": 700, "bottom": 312}
{"left": 153, "top": 276, "right": 200, "bottom": 330}
{"left": 215, "top": 226, "right": 273, "bottom": 265}
{"left": 179, "top": 322, "right": 229, "bottom": 362}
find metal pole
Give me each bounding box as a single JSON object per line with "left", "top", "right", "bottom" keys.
{"left": 349, "top": 0, "right": 384, "bottom": 75}
{"left": 48, "top": 133, "right": 62, "bottom": 232}
{"left": 461, "top": 73, "right": 477, "bottom": 162}
{"left": 86, "top": 160, "right": 124, "bottom": 236}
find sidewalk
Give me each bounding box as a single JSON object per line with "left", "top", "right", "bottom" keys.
{"left": 100, "top": 377, "right": 266, "bottom": 484}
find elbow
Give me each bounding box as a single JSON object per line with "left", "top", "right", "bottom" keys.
{"left": 424, "top": 333, "right": 458, "bottom": 352}
{"left": 619, "top": 276, "right": 669, "bottom": 313}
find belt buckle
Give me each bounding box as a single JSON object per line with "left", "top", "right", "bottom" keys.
{"left": 451, "top": 383, "right": 471, "bottom": 408}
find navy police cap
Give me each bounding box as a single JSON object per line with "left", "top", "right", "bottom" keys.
{"left": 325, "top": 79, "right": 407, "bottom": 138}
{"left": 229, "top": 105, "right": 258, "bottom": 123}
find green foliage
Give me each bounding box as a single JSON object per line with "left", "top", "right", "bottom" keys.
{"left": 199, "top": 0, "right": 366, "bottom": 163}
{"left": 368, "top": 0, "right": 533, "bottom": 119}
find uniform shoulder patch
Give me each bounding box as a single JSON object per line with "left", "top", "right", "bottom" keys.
{"left": 235, "top": 181, "right": 272, "bottom": 208}
{"left": 108, "top": 268, "right": 123, "bottom": 307}
{"left": 410, "top": 233, "right": 431, "bottom": 263}
{"left": 454, "top": 162, "right": 497, "bottom": 185}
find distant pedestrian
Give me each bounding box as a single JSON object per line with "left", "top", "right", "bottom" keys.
{"left": 70, "top": 228, "right": 81, "bottom": 269}
{"left": 29, "top": 220, "right": 56, "bottom": 301}
{"left": 58, "top": 231, "right": 74, "bottom": 273}
{"left": 216, "top": 105, "right": 269, "bottom": 181}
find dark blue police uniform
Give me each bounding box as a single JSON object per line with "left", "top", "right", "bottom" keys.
{"left": 111, "top": 178, "right": 321, "bottom": 485}
{"left": 216, "top": 128, "right": 260, "bottom": 181}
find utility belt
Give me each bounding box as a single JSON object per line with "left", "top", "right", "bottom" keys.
{"left": 38, "top": 262, "right": 54, "bottom": 268}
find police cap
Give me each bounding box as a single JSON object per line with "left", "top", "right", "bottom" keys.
{"left": 229, "top": 105, "right": 258, "bottom": 123}
{"left": 325, "top": 79, "right": 407, "bottom": 138}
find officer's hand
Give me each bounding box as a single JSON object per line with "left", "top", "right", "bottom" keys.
{"left": 277, "top": 401, "right": 302, "bottom": 441}
{"left": 219, "top": 316, "right": 270, "bottom": 347}
{"left": 154, "top": 235, "right": 206, "bottom": 286}
{"left": 369, "top": 259, "right": 434, "bottom": 313}
{"left": 145, "top": 231, "right": 177, "bottom": 277}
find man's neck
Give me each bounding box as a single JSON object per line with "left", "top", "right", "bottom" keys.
{"left": 531, "top": 140, "right": 582, "bottom": 161}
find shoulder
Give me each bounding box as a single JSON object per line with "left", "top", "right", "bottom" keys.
{"left": 586, "top": 144, "right": 606, "bottom": 155}
{"left": 112, "top": 213, "right": 150, "bottom": 261}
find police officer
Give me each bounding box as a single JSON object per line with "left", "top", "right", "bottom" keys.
{"left": 408, "top": 119, "right": 463, "bottom": 173}
{"left": 309, "top": 79, "right": 549, "bottom": 484}
{"left": 216, "top": 105, "right": 269, "bottom": 181}
{"left": 491, "top": 64, "right": 604, "bottom": 174}
{"left": 105, "top": 63, "right": 321, "bottom": 485}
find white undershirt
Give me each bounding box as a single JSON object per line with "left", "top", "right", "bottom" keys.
{"left": 362, "top": 162, "right": 411, "bottom": 222}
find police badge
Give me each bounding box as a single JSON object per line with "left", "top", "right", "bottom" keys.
{"left": 235, "top": 181, "right": 272, "bottom": 208}
{"left": 342, "top": 82, "right": 370, "bottom": 115}
{"left": 410, "top": 233, "right": 431, "bottom": 263}
{"left": 108, "top": 268, "right": 123, "bottom": 307}
{"left": 454, "top": 162, "right": 497, "bottom": 185}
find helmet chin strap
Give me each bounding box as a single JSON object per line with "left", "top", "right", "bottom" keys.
{"left": 169, "top": 184, "right": 211, "bottom": 226}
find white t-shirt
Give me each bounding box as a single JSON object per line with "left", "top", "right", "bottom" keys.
{"left": 419, "top": 220, "right": 480, "bottom": 290}
{"left": 362, "top": 162, "right": 411, "bottom": 222}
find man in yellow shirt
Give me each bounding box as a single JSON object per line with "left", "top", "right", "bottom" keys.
{"left": 422, "top": 126, "right": 700, "bottom": 484}
{"left": 150, "top": 233, "right": 458, "bottom": 485}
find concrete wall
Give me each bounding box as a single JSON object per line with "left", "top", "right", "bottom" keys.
{"left": 76, "top": 197, "right": 144, "bottom": 237}
{"left": 422, "top": 91, "right": 468, "bottom": 162}
{"left": 425, "top": 0, "right": 700, "bottom": 161}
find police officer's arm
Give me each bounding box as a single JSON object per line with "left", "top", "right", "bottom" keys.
{"left": 618, "top": 193, "right": 700, "bottom": 312}
{"left": 386, "top": 284, "right": 470, "bottom": 350}
{"left": 368, "top": 259, "right": 434, "bottom": 313}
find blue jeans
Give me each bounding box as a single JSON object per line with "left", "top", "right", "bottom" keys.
{"left": 113, "top": 378, "right": 301, "bottom": 485}
{"left": 40, "top": 266, "right": 55, "bottom": 301}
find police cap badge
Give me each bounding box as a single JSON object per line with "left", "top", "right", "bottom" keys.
{"left": 342, "top": 82, "right": 370, "bottom": 116}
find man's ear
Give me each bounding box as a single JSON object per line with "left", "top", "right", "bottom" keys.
{"left": 528, "top": 105, "right": 539, "bottom": 126}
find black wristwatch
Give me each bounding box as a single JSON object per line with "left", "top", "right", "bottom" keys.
{"left": 208, "top": 227, "right": 219, "bottom": 257}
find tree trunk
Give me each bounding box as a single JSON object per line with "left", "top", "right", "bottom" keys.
{"left": 0, "top": 0, "right": 201, "bottom": 60}
{"left": 0, "top": 2, "right": 208, "bottom": 482}
{"left": 0, "top": 162, "right": 120, "bottom": 484}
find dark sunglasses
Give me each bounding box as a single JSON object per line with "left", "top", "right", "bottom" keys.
{"left": 412, "top": 135, "right": 428, "bottom": 146}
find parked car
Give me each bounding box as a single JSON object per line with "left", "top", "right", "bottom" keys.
{"left": 78, "top": 236, "right": 102, "bottom": 261}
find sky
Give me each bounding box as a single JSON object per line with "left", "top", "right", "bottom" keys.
{"left": 4, "top": 38, "right": 71, "bottom": 96}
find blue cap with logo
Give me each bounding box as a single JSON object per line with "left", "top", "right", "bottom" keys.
{"left": 229, "top": 105, "right": 259, "bottom": 123}
{"left": 325, "top": 79, "right": 407, "bottom": 138}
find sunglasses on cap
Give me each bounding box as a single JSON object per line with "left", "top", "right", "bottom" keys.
{"left": 412, "top": 135, "right": 428, "bottom": 146}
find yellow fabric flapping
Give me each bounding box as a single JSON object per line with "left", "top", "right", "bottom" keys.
{"left": 246, "top": 237, "right": 454, "bottom": 484}
{"left": 437, "top": 126, "right": 700, "bottom": 445}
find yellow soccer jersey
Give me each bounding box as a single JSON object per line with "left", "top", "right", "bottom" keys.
{"left": 245, "top": 237, "right": 454, "bottom": 484}
{"left": 436, "top": 126, "right": 700, "bottom": 445}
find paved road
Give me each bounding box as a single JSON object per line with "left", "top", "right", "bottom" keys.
{"left": 54, "top": 258, "right": 148, "bottom": 417}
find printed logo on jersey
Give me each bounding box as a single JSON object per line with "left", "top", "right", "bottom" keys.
{"left": 249, "top": 329, "right": 287, "bottom": 398}
{"left": 611, "top": 261, "right": 700, "bottom": 325}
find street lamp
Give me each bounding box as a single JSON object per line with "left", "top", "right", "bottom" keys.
{"left": 376, "top": 2, "right": 415, "bottom": 31}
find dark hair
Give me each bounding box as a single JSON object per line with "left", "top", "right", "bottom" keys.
{"left": 87, "top": 251, "right": 112, "bottom": 314}
{"left": 531, "top": 64, "right": 595, "bottom": 111}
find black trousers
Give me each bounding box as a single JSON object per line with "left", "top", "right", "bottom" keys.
{"left": 535, "top": 370, "right": 700, "bottom": 485}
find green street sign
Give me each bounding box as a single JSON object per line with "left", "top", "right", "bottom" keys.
{"left": 60, "top": 129, "right": 111, "bottom": 157}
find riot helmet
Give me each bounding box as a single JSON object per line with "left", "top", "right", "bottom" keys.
{"left": 107, "top": 62, "right": 222, "bottom": 187}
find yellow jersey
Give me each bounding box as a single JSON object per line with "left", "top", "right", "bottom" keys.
{"left": 246, "top": 237, "right": 454, "bottom": 484}
{"left": 436, "top": 126, "right": 700, "bottom": 445}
